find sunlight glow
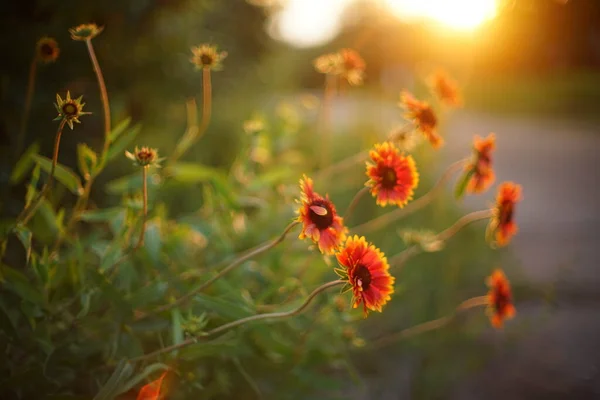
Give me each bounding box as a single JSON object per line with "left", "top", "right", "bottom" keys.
{"left": 384, "top": 0, "right": 498, "bottom": 30}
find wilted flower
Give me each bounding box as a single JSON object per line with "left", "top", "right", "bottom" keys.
{"left": 466, "top": 133, "right": 496, "bottom": 194}
{"left": 487, "top": 182, "right": 522, "bottom": 246}
{"left": 335, "top": 235, "right": 394, "bottom": 317}
{"left": 137, "top": 371, "right": 168, "bottom": 400}
{"left": 486, "top": 269, "right": 516, "bottom": 328}
{"left": 54, "top": 91, "right": 90, "bottom": 129}
{"left": 399, "top": 91, "right": 443, "bottom": 148}
{"left": 69, "top": 23, "right": 104, "bottom": 41}
{"left": 366, "top": 142, "right": 419, "bottom": 207}
{"left": 36, "top": 37, "right": 60, "bottom": 63}
{"left": 190, "top": 44, "right": 227, "bottom": 71}
{"left": 125, "top": 146, "right": 163, "bottom": 168}
{"left": 339, "top": 48, "right": 366, "bottom": 86}
{"left": 296, "top": 175, "right": 347, "bottom": 254}
{"left": 388, "top": 126, "right": 420, "bottom": 152}
{"left": 428, "top": 69, "right": 462, "bottom": 107}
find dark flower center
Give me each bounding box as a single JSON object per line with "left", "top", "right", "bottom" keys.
{"left": 200, "top": 54, "right": 214, "bottom": 66}
{"left": 40, "top": 43, "right": 54, "bottom": 56}
{"left": 380, "top": 167, "right": 397, "bottom": 189}
{"left": 418, "top": 107, "right": 437, "bottom": 128}
{"left": 137, "top": 150, "right": 154, "bottom": 162}
{"left": 499, "top": 202, "right": 513, "bottom": 226}
{"left": 62, "top": 103, "right": 78, "bottom": 117}
{"left": 354, "top": 264, "right": 372, "bottom": 291}
{"left": 309, "top": 199, "right": 334, "bottom": 230}
{"left": 493, "top": 287, "right": 511, "bottom": 315}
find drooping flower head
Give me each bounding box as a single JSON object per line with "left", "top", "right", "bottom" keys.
{"left": 69, "top": 23, "right": 104, "bottom": 41}
{"left": 190, "top": 44, "right": 227, "bottom": 71}
{"left": 486, "top": 269, "right": 516, "bottom": 328}
{"left": 366, "top": 142, "right": 419, "bottom": 207}
{"left": 487, "top": 182, "right": 522, "bottom": 246}
{"left": 125, "top": 146, "right": 163, "bottom": 168}
{"left": 335, "top": 235, "right": 394, "bottom": 317}
{"left": 296, "top": 175, "right": 347, "bottom": 254}
{"left": 428, "top": 69, "right": 462, "bottom": 108}
{"left": 339, "top": 48, "right": 366, "bottom": 86}
{"left": 399, "top": 91, "right": 443, "bottom": 148}
{"left": 467, "top": 133, "right": 496, "bottom": 194}
{"left": 54, "top": 91, "right": 90, "bottom": 129}
{"left": 36, "top": 37, "right": 60, "bottom": 63}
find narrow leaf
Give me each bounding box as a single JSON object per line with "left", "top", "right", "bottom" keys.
{"left": 77, "top": 143, "right": 97, "bottom": 181}
{"left": 109, "top": 117, "right": 132, "bottom": 142}
{"left": 32, "top": 155, "right": 83, "bottom": 195}
{"left": 105, "top": 173, "right": 142, "bottom": 194}
{"left": 167, "top": 162, "right": 220, "bottom": 183}
{"left": 14, "top": 226, "right": 33, "bottom": 264}
{"left": 171, "top": 308, "right": 183, "bottom": 345}
{"left": 25, "top": 164, "right": 41, "bottom": 208}
{"left": 454, "top": 168, "right": 474, "bottom": 199}
{"left": 79, "top": 208, "right": 125, "bottom": 222}
{"left": 106, "top": 124, "right": 141, "bottom": 162}
{"left": 10, "top": 141, "right": 40, "bottom": 184}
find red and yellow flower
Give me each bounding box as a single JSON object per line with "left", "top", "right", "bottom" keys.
{"left": 488, "top": 182, "right": 522, "bottom": 246}
{"left": 335, "top": 236, "right": 394, "bottom": 317}
{"left": 428, "top": 69, "right": 462, "bottom": 108}
{"left": 339, "top": 48, "right": 365, "bottom": 86}
{"left": 467, "top": 133, "right": 496, "bottom": 194}
{"left": 366, "top": 141, "right": 419, "bottom": 207}
{"left": 486, "top": 269, "right": 516, "bottom": 328}
{"left": 296, "top": 175, "right": 347, "bottom": 254}
{"left": 399, "top": 91, "right": 443, "bottom": 148}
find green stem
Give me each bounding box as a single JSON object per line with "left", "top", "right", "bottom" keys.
{"left": 352, "top": 159, "right": 467, "bottom": 235}
{"left": 136, "top": 221, "right": 301, "bottom": 320}
{"left": 135, "top": 166, "right": 149, "bottom": 249}
{"left": 85, "top": 38, "right": 111, "bottom": 142}
{"left": 17, "top": 119, "right": 66, "bottom": 225}
{"left": 16, "top": 55, "right": 38, "bottom": 159}
{"left": 129, "top": 280, "right": 344, "bottom": 362}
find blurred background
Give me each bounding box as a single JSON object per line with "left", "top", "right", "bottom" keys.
{"left": 1, "top": 0, "right": 600, "bottom": 398}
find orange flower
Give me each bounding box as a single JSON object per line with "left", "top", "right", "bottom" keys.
{"left": 339, "top": 48, "right": 365, "bottom": 86}
{"left": 137, "top": 371, "right": 167, "bottom": 400}
{"left": 366, "top": 142, "right": 419, "bottom": 207}
{"left": 467, "top": 133, "right": 496, "bottom": 194}
{"left": 335, "top": 236, "right": 394, "bottom": 317}
{"left": 488, "top": 182, "right": 522, "bottom": 246}
{"left": 428, "top": 69, "right": 462, "bottom": 107}
{"left": 399, "top": 91, "right": 443, "bottom": 148}
{"left": 36, "top": 37, "right": 60, "bottom": 63}
{"left": 296, "top": 175, "right": 347, "bottom": 254}
{"left": 486, "top": 269, "right": 516, "bottom": 328}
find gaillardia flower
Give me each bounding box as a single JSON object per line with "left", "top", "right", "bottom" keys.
{"left": 296, "top": 175, "right": 347, "bottom": 254}
{"left": 314, "top": 52, "right": 343, "bottom": 75}
{"left": 69, "top": 23, "right": 104, "bottom": 41}
{"left": 399, "top": 91, "right": 443, "bottom": 148}
{"left": 339, "top": 48, "right": 365, "bottom": 86}
{"left": 36, "top": 37, "right": 60, "bottom": 63}
{"left": 125, "top": 146, "right": 163, "bottom": 168}
{"left": 54, "top": 91, "right": 90, "bottom": 129}
{"left": 486, "top": 269, "right": 516, "bottom": 328}
{"left": 190, "top": 44, "right": 227, "bottom": 71}
{"left": 335, "top": 235, "right": 394, "bottom": 317}
{"left": 487, "top": 182, "right": 522, "bottom": 246}
{"left": 428, "top": 69, "right": 462, "bottom": 108}
{"left": 466, "top": 133, "right": 496, "bottom": 194}
{"left": 366, "top": 142, "right": 419, "bottom": 207}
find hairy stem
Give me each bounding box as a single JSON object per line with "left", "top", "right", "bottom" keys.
{"left": 129, "top": 280, "right": 344, "bottom": 363}
{"left": 86, "top": 39, "right": 111, "bottom": 143}
{"left": 136, "top": 221, "right": 301, "bottom": 320}
{"left": 436, "top": 209, "right": 493, "bottom": 242}
{"left": 17, "top": 119, "right": 66, "bottom": 225}
{"left": 16, "top": 55, "right": 38, "bottom": 158}
{"left": 368, "top": 296, "right": 488, "bottom": 349}
{"left": 352, "top": 159, "right": 467, "bottom": 235}
{"left": 344, "top": 187, "right": 369, "bottom": 221}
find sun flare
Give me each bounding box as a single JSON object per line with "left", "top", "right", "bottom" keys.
{"left": 384, "top": 0, "right": 499, "bottom": 31}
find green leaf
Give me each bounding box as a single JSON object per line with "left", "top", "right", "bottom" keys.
{"left": 0, "top": 264, "right": 44, "bottom": 306}
{"left": 77, "top": 291, "right": 93, "bottom": 318}
{"left": 144, "top": 221, "right": 161, "bottom": 266}
{"left": 105, "top": 173, "right": 142, "bottom": 195}
{"left": 179, "top": 331, "right": 239, "bottom": 361}
{"left": 167, "top": 162, "right": 221, "bottom": 183}
{"left": 171, "top": 308, "right": 184, "bottom": 345}
{"left": 117, "top": 363, "right": 169, "bottom": 395}
{"left": 32, "top": 155, "right": 83, "bottom": 195}
{"left": 127, "top": 281, "right": 168, "bottom": 308}
{"left": 77, "top": 143, "right": 97, "bottom": 181}
{"left": 108, "top": 117, "right": 132, "bottom": 142}
{"left": 10, "top": 141, "right": 40, "bottom": 184}
{"left": 106, "top": 124, "right": 141, "bottom": 163}
{"left": 454, "top": 168, "right": 475, "bottom": 200}
{"left": 25, "top": 164, "right": 41, "bottom": 208}
{"left": 14, "top": 226, "right": 32, "bottom": 264}
{"left": 193, "top": 294, "right": 254, "bottom": 320}
{"left": 93, "top": 359, "right": 134, "bottom": 400}
{"left": 79, "top": 208, "right": 126, "bottom": 223}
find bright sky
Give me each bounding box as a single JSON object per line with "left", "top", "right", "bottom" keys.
{"left": 271, "top": 0, "right": 499, "bottom": 47}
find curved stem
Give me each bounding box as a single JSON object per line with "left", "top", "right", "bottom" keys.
{"left": 136, "top": 221, "right": 301, "bottom": 320}
{"left": 344, "top": 187, "right": 369, "bottom": 221}
{"left": 367, "top": 296, "right": 488, "bottom": 349}
{"left": 352, "top": 159, "right": 467, "bottom": 235}
{"left": 17, "top": 119, "right": 66, "bottom": 225}
{"left": 315, "top": 150, "right": 368, "bottom": 182}
{"left": 435, "top": 209, "right": 492, "bottom": 242}
{"left": 16, "top": 55, "right": 37, "bottom": 158}
{"left": 86, "top": 39, "right": 111, "bottom": 142}
{"left": 130, "top": 280, "right": 344, "bottom": 362}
